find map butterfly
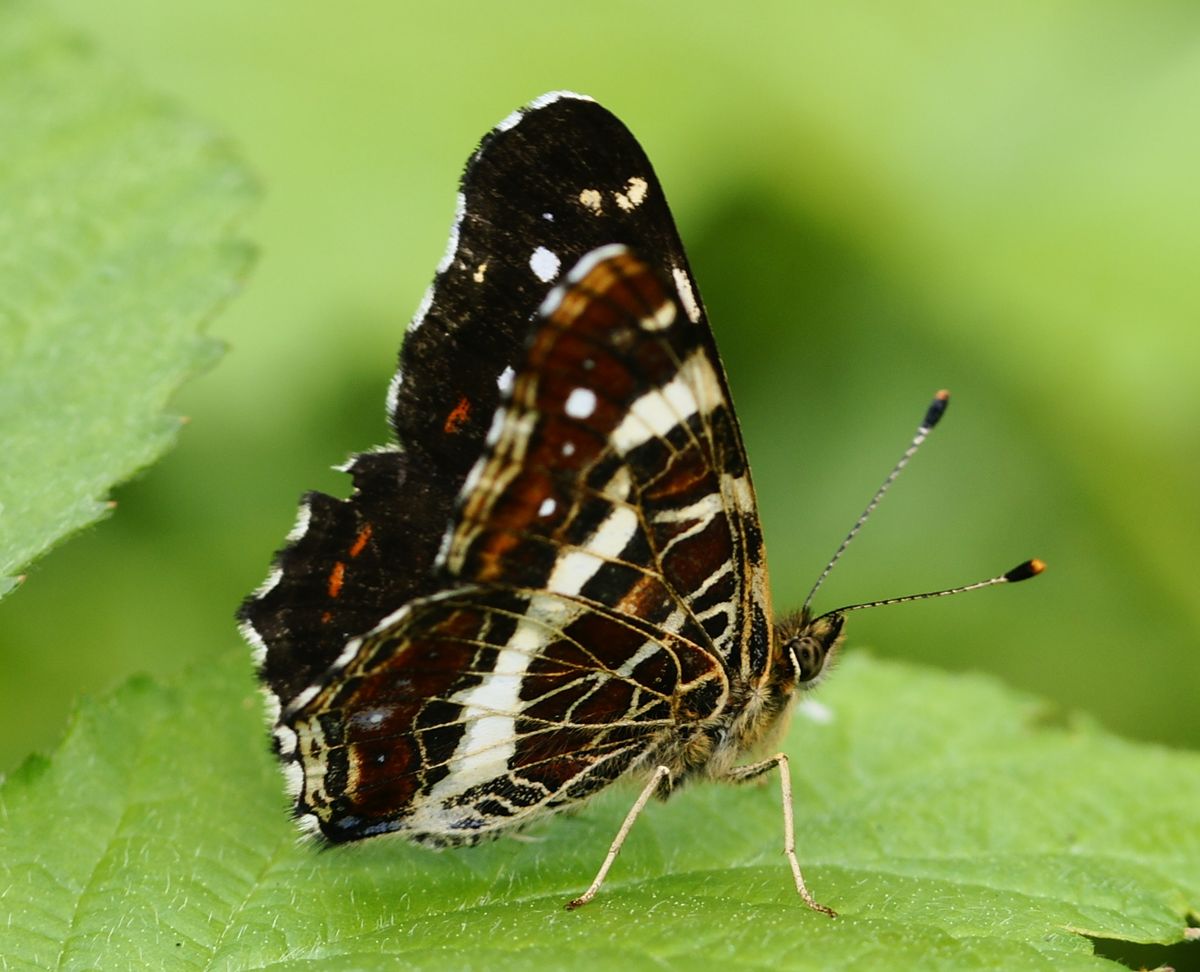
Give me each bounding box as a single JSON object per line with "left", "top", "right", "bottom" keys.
{"left": 239, "top": 91, "right": 1043, "bottom": 913}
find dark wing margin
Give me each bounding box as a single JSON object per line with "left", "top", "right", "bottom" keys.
{"left": 239, "top": 92, "right": 714, "bottom": 714}
{"left": 241, "top": 449, "right": 443, "bottom": 706}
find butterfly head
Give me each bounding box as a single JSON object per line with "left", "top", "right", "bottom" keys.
{"left": 776, "top": 611, "right": 845, "bottom": 690}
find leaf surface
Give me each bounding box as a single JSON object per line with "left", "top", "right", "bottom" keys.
{"left": 1, "top": 652, "right": 1195, "bottom": 970}
{"left": 0, "top": 0, "right": 256, "bottom": 595}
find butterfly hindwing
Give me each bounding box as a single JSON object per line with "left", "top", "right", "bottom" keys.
{"left": 288, "top": 584, "right": 726, "bottom": 844}
{"left": 244, "top": 449, "right": 444, "bottom": 706}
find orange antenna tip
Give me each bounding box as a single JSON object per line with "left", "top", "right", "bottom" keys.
{"left": 923, "top": 390, "right": 950, "bottom": 430}
{"left": 1004, "top": 559, "right": 1046, "bottom": 583}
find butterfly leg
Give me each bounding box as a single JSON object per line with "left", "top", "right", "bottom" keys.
{"left": 566, "top": 764, "right": 671, "bottom": 910}
{"left": 723, "top": 753, "right": 836, "bottom": 917}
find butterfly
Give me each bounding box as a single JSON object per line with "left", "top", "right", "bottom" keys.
{"left": 239, "top": 91, "right": 1042, "bottom": 914}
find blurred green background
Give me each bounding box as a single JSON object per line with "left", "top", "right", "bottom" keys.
{"left": 3, "top": 1, "right": 1198, "bottom": 771}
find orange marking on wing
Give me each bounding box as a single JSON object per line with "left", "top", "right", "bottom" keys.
{"left": 327, "top": 561, "right": 346, "bottom": 598}
{"left": 349, "top": 523, "right": 373, "bottom": 558}
{"left": 320, "top": 610, "right": 333, "bottom": 624}
{"left": 443, "top": 395, "right": 472, "bottom": 434}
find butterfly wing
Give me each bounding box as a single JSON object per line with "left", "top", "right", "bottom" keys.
{"left": 446, "top": 247, "right": 772, "bottom": 681}
{"left": 287, "top": 585, "right": 721, "bottom": 844}
{"left": 284, "top": 248, "right": 773, "bottom": 843}
{"left": 392, "top": 92, "right": 708, "bottom": 476}
{"left": 240, "top": 93, "right": 717, "bottom": 712}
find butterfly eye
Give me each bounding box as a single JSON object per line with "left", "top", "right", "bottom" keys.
{"left": 789, "top": 637, "right": 827, "bottom": 683}
{"left": 785, "top": 614, "right": 844, "bottom": 685}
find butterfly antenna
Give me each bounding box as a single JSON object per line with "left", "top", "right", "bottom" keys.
{"left": 817, "top": 558, "right": 1045, "bottom": 621}
{"left": 801, "top": 389, "right": 950, "bottom": 616}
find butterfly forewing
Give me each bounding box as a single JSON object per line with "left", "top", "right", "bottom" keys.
{"left": 394, "top": 93, "right": 709, "bottom": 478}
{"left": 284, "top": 246, "right": 769, "bottom": 844}
{"left": 446, "top": 247, "right": 772, "bottom": 680}
{"left": 240, "top": 93, "right": 725, "bottom": 718}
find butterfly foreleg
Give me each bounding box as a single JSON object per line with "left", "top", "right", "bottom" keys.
{"left": 566, "top": 764, "right": 672, "bottom": 910}
{"left": 720, "top": 753, "right": 836, "bottom": 917}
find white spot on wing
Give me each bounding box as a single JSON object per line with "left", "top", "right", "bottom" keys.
{"left": 529, "top": 90, "right": 594, "bottom": 110}
{"left": 568, "top": 243, "right": 627, "bottom": 283}
{"left": 537, "top": 243, "right": 627, "bottom": 318}
{"left": 330, "top": 635, "right": 364, "bottom": 674}
{"left": 437, "top": 192, "right": 466, "bottom": 274}
{"left": 639, "top": 300, "right": 676, "bottom": 331}
{"left": 496, "top": 108, "right": 524, "bottom": 132}
{"left": 408, "top": 283, "right": 435, "bottom": 333}
{"left": 496, "top": 90, "right": 595, "bottom": 132}
{"left": 565, "top": 387, "right": 597, "bottom": 419}
{"left": 611, "top": 368, "right": 700, "bottom": 452}
{"left": 579, "top": 188, "right": 603, "bottom": 214}
{"left": 547, "top": 503, "right": 638, "bottom": 597}
{"left": 274, "top": 725, "right": 297, "bottom": 758}
{"left": 288, "top": 683, "right": 320, "bottom": 714}
{"left": 538, "top": 281, "right": 567, "bottom": 318}
{"left": 386, "top": 367, "right": 404, "bottom": 418}
{"left": 726, "top": 473, "right": 757, "bottom": 514}
{"left": 538, "top": 496, "right": 557, "bottom": 517}
{"left": 295, "top": 811, "right": 322, "bottom": 838}
{"left": 262, "top": 692, "right": 281, "bottom": 726}
{"left": 497, "top": 365, "right": 515, "bottom": 395}
{"left": 285, "top": 502, "right": 312, "bottom": 543}
{"left": 610, "top": 349, "right": 723, "bottom": 454}
{"left": 457, "top": 452, "right": 488, "bottom": 511}
{"left": 614, "top": 176, "right": 649, "bottom": 211}
{"left": 241, "top": 620, "right": 269, "bottom": 668}
{"left": 249, "top": 566, "right": 283, "bottom": 601}
{"left": 473, "top": 262, "right": 487, "bottom": 283}
{"left": 261, "top": 686, "right": 285, "bottom": 733}
{"left": 672, "top": 266, "right": 702, "bottom": 323}
{"left": 530, "top": 246, "right": 561, "bottom": 282}
{"left": 281, "top": 757, "right": 304, "bottom": 799}
{"left": 434, "top": 519, "right": 456, "bottom": 569}
{"left": 484, "top": 404, "right": 507, "bottom": 446}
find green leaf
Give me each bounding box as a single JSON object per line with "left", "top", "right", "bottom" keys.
{"left": 0, "top": 0, "right": 256, "bottom": 595}
{"left": 2, "top": 652, "right": 1195, "bottom": 969}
